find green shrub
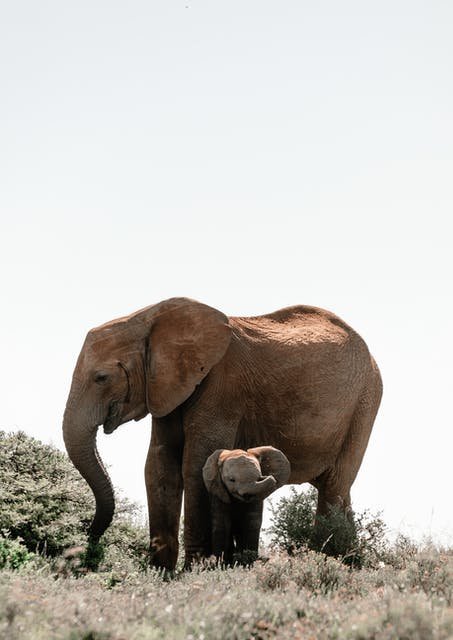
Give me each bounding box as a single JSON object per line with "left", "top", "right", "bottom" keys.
{"left": 311, "top": 503, "right": 359, "bottom": 561}
{"left": 0, "top": 430, "right": 148, "bottom": 570}
{"left": 268, "top": 486, "right": 387, "bottom": 567}
{"left": 268, "top": 486, "right": 318, "bottom": 554}
{"left": 0, "top": 536, "right": 34, "bottom": 570}
{"left": 0, "top": 430, "right": 96, "bottom": 555}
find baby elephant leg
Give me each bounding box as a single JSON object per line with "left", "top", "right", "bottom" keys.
{"left": 232, "top": 501, "right": 263, "bottom": 560}
{"left": 209, "top": 496, "right": 234, "bottom": 564}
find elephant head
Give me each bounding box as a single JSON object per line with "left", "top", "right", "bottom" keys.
{"left": 63, "top": 298, "right": 231, "bottom": 539}
{"left": 202, "top": 446, "right": 290, "bottom": 504}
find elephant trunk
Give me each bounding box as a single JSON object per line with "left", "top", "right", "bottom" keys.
{"left": 63, "top": 409, "right": 115, "bottom": 540}
{"left": 240, "top": 475, "right": 277, "bottom": 501}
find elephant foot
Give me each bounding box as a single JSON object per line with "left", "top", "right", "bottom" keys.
{"left": 149, "top": 534, "right": 178, "bottom": 571}
{"left": 183, "top": 549, "right": 213, "bottom": 570}
{"left": 232, "top": 549, "right": 259, "bottom": 566}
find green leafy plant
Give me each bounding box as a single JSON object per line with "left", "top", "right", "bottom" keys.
{"left": 0, "top": 536, "right": 34, "bottom": 570}
{"left": 268, "top": 486, "right": 387, "bottom": 567}
{"left": 268, "top": 486, "right": 318, "bottom": 555}
{"left": 0, "top": 430, "right": 148, "bottom": 571}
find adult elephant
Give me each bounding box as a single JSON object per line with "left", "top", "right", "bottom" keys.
{"left": 62, "top": 297, "right": 382, "bottom": 569}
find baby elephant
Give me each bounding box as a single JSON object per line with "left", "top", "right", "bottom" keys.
{"left": 203, "top": 446, "right": 290, "bottom": 563}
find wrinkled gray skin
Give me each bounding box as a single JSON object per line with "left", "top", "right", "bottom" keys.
{"left": 62, "top": 297, "right": 382, "bottom": 569}
{"left": 203, "top": 447, "right": 291, "bottom": 563}
{"left": 220, "top": 456, "right": 276, "bottom": 502}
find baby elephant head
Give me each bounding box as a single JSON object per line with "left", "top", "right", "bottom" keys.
{"left": 202, "top": 446, "right": 291, "bottom": 504}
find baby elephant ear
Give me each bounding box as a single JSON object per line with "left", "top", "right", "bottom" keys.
{"left": 247, "top": 446, "right": 291, "bottom": 489}
{"left": 202, "top": 450, "right": 231, "bottom": 504}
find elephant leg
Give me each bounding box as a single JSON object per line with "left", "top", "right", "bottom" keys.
{"left": 145, "top": 412, "right": 184, "bottom": 570}
{"left": 210, "top": 496, "right": 234, "bottom": 564}
{"left": 182, "top": 423, "right": 237, "bottom": 568}
{"left": 182, "top": 469, "right": 212, "bottom": 567}
{"left": 232, "top": 501, "right": 263, "bottom": 560}
{"left": 315, "top": 373, "right": 382, "bottom": 520}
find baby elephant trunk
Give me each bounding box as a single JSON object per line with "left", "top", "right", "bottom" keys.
{"left": 238, "top": 475, "right": 277, "bottom": 501}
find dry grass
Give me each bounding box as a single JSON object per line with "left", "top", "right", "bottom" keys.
{"left": 1, "top": 545, "right": 452, "bottom": 640}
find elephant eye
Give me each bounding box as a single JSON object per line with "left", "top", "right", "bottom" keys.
{"left": 94, "top": 372, "right": 109, "bottom": 384}
{"left": 229, "top": 477, "right": 235, "bottom": 483}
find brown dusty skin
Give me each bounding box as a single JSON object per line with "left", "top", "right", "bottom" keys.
{"left": 63, "top": 297, "right": 382, "bottom": 568}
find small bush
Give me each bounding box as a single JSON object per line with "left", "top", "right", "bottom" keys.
{"left": 382, "top": 533, "right": 419, "bottom": 569}
{"left": 268, "top": 486, "right": 317, "bottom": 554}
{"left": 0, "top": 430, "right": 148, "bottom": 571}
{"left": 311, "top": 504, "right": 359, "bottom": 561}
{"left": 407, "top": 551, "right": 453, "bottom": 605}
{"left": 255, "top": 554, "right": 292, "bottom": 591}
{"left": 292, "top": 549, "right": 349, "bottom": 594}
{"left": 268, "top": 486, "right": 387, "bottom": 567}
{"left": 0, "top": 536, "right": 34, "bottom": 570}
{"left": 255, "top": 550, "right": 350, "bottom": 596}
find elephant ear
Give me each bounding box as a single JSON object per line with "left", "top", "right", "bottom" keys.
{"left": 202, "top": 450, "right": 231, "bottom": 504}
{"left": 146, "top": 301, "right": 232, "bottom": 417}
{"left": 247, "top": 446, "right": 291, "bottom": 489}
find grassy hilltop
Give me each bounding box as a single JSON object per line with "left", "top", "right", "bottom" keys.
{"left": 1, "top": 544, "right": 452, "bottom": 640}
{"left": 1, "top": 431, "right": 452, "bottom": 640}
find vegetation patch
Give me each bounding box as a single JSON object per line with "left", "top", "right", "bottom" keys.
{"left": 268, "top": 486, "right": 387, "bottom": 567}
{"left": 1, "top": 547, "right": 452, "bottom": 639}
{"left": 0, "top": 431, "right": 148, "bottom": 572}
{"left": 0, "top": 537, "right": 35, "bottom": 571}
{"left": 1, "top": 431, "right": 452, "bottom": 638}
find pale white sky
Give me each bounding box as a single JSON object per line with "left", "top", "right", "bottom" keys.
{"left": 1, "top": 2, "right": 452, "bottom": 543}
